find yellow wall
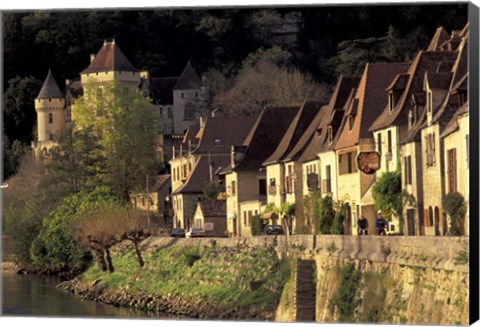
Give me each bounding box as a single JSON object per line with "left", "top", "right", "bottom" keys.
{"left": 266, "top": 163, "right": 284, "bottom": 208}
{"left": 239, "top": 200, "right": 262, "bottom": 237}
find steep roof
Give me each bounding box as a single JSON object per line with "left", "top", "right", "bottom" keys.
{"left": 149, "top": 77, "right": 178, "bottom": 105}
{"left": 441, "top": 101, "right": 469, "bottom": 138}
{"left": 427, "top": 26, "right": 450, "bottom": 51}
{"left": 66, "top": 80, "right": 84, "bottom": 98}
{"left": 368, "top": 51, "right": 457, "bottom": 132}
{"left": 149, "top": 175, "right": 171, "bottom": 192}
{"left": 193, "top": 116, "right": 258, "bottom": 154}
{"left": 36, "top": 70, "right": 64, "bottom": 100}
{"left": 282, "top": 76, "right": 360, "bottom": 163}
{"left": 335, "top": 62, "right": 410, "bottom": 150}
{"left": 80, "top": 41, "right": 138, "bottom": 75}
{"left": 232, "top": 106, "right": 301, "bottom": 171}
{"left": 174, "top": 61, "right": 202, "bottom": 90}
{"left": 172, "top": 155, "right": 230, "bottom": 195}
{"left": 263, "top": 101, "right": 321, "bottom": 166}
{"left": 199, "top": 201, "right": 226, "bottom": 217}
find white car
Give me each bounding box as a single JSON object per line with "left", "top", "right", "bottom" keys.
{"left": 186, "top": 227, "right": 206, "bottom": 238}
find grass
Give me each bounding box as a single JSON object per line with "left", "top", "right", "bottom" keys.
{"left": 81, "top": 242, "right": 290, "bottom": 312}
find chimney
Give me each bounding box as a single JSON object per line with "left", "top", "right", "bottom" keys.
{"left": 65, "top": 79, "right": 71, "bottom": 86}
{"left": 199, "top": 116, "right": 204, "bottom": 128}
{"left": 180, "top": 144, "right": 183, "bottom": 156}
{"left": 231, "top": 145, "right": 235, "bottom": 168}
{"left": 172, "top": 145, "right": 176, "bottom": 159}
{"left": 188, "top": 140, "right": 192, "bottom": 154}
{"left": 90, "top": 54, "right": 95, "bottom": 63}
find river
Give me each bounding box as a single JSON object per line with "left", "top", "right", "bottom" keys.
{"left": 1, "top": 271, "right": 170, "bottom": 319}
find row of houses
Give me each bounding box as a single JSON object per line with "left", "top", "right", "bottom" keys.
{"left": 168, "top": 23, "right": 470, "bottom": 237}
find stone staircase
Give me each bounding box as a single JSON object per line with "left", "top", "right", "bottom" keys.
{"left": 294, "top": 259, "right": 316, "bottom": 322}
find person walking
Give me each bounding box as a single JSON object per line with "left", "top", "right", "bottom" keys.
{"left": 357, "top": 215, "right": 369, "bottom": 235}
{"left": 375, "top": 210, "right": 388, "bottom": 235}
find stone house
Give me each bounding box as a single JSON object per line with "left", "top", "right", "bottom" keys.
{"left": 391, "top": 25, "right": 468, "bottom": 236}
{"left": 263, "top": 101, "right": 320, "bottom": 231}
{"left": 170, "top": 115, "right": 256, "bottom": 229}
{"left": 192, "top": 201, "right": 228, "bottom": 237}
{"left": 334, "top": 62, "right": 410, "bottom": 235}
{"left": 221, "top": 106, "right": 300, "bottom": 237}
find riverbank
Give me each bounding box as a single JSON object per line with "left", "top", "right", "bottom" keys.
{"left": 58, "top": 237, "right": 291, "bottom": 321}
{"left": 1, "top": 262, "right": 18, "bottom": 272}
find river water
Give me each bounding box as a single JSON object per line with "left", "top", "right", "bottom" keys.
{"left": 1, "top": 271, "right": 169, "bottom": 320}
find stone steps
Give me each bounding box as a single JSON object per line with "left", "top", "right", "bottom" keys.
{"left": 294, "top": 259, "right": 316, "bottom": 322}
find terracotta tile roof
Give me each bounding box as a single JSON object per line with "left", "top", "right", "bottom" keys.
{"left": 172, "top": 154, "right": 230, "bottom": 195}
{"left": 282, "top": 76, "right": 360, "bottom": 163}
{"left": 193, "top": 116, "right": 257, "bottom": 154}
{"left": 233, "top": 106, "right": 301, "bottom": 171}
{"left": 67, "top": 80, "right": 83, "bottom": 98}
{"left": 174, "top": 61, "right": 202, "bottom": 90}
{"left": 36, "top": 70, "right": 64, "bottom": 99}
{"left": 149, "top": 77, "right": 178, "bottom": 105}
{"left": 199, "top": 201, "right": 226, "bottom": 217}
{"left": 80, "top": 41, "right": 138, "bottom": 75}
{"left": 427, "top": 26, "right": 450, "bottom": 51}
{"left": 263, "top": 101, "right": 321, "bottom": 166}
{"left": 368, "top": 51, "right": 457, "bottom": 132}
{"left": 335, "top": 62, "right": 410, "bottom": 150}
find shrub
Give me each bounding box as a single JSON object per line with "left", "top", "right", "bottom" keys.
{"left": 329, "top": 262, "right": 362, "bottom": 321}
{"left": 251, "top": 215, "right": 266, "bottom": 236}
{"left": 331, "top": 209, "right": 345, "bottom": 234}
{"left": 442, "top": 192, "right": 466, "bottom": 236}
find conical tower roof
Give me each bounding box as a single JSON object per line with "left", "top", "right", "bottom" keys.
{"left": 174, "top": 61, "right": 202, "bottom": 90}
{"left": 81, "top": 40, "right": 138, "bottom": 75}
{"left": 36, "top": 70, "right": 64, "bottom": 100}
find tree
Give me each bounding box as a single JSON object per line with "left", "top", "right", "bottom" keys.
{"left": 30, "top": 186, "right": 119, "bottom": 272}
{"left": 213, "top": 60, "right": 328, "bottom": 116}
{"left": 331, "top": 209, "right": 345, "bottom": 235}
{"left": 442, "top": 192, "right": 466, "bottom": 236}
{"left": 74, "top": 81, "right": 162, "bottom": 202}
{"left": 372, "top": 170, "right": 403, "bottom": 220}
{"left": 317, "top": 195, "right": 335, "bottom": 235}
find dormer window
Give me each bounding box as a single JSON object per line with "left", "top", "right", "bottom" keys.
{"left": 348, "top": 115, "right": 354, "bottom": 130}
{"left": 388, "top": 92, "right": 395, "bottom": 111}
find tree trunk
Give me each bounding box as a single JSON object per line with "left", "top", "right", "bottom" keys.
{"left": 94, "top": 249, "right": 108, "bottom": 271}
{"left": 132, "top": 239, "right": 144, "bottom": 267}
{"left": 104, "top": 248, "right": 114, "bottom": 273}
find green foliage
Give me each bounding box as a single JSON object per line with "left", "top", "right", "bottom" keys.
{"left": 251, "top": 215, "right": 266, "bottom": 236}
{"left": 331, "top": 209, "right": 345, "bottom": 235}
{"left": 74, "top": 81, "right": 161, "bottom": 202}
{"left": 453, "top": 250, "right": 468, "bottom": 265}
{"left": 82, "top": 244, "right": 291, "bottom": 313}
{"left": 329, "top": 263, "right": 362, "bottom": 321}
{"left": 442, "top": 192, "right": 466, "bottom": 236}
{"left": 242, "top": 46, "right": 293, "bottom": 69}
{"left": 281, "top": 202, "right": 296, "bottom": 216}
{"left": 30, "top": 186, "right": 119, "bottom": 271}
{"left": 318, "top": 196, "right": 335, "bottom": 234}
{"left": 200, "top": 181, "right": 222, "bottom": 202}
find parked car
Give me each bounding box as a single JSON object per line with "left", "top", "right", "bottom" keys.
{"left": 264, "top": 224, "right": 285, "bottom": 235}
{"left": 186, "top": 227, "right": 206, "bottom": 238}
{"left": 169, "top": 228, "right": 185, "bottom": 238}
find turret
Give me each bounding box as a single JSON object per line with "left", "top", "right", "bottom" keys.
{"left": 35, "top": 70, "right": 66, "bottom": 143}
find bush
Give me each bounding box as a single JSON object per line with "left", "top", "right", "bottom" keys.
{"left": 251, "top": 215, "right": 266, "bottom": 236}
{"left": 318, "top": 196, "right": 335, "bottom": 234}
{"left": 329, "top": 263, "right": 362, "bottom": 321}
{"left": 331, "top": 210, "right": 345, "bottom": 234}
{"left": 442, "top": 192, "right": 466, "bottom": 236}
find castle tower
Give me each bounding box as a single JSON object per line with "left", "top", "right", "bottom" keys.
{"left": 34, "top": 70, "right": 66, "bottom": 154}
{"left": 172, "top": 61, "right": 206, "bottom": 136}
{"left": 80, "top": 39, "right": 141, "bottom": 91}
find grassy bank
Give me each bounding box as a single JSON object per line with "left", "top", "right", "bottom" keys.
{"left": 79, "top": 240, "right": 291, "bottom": 318}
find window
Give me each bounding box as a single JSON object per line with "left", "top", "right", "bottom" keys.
{"left": 425, "top": 133, "right": 436, "bottom": 167}
{"left": 404, "top": 156, "right": 412, "bottom": 185}
{"left": 182, "top": 164, "right": 187, "bottom": 179}
{"left": 347, "top": 152, "right": 353, "bottom": 173}
{"left": 214, "top": 138, "right": 222, "bottom": 146}
{"left": 184, "top": 107, "right": 194, "bottom": 120}
{"left": 427, "top": 91, "right": 433, "bottom": 113}
{"left": 259, "top": 179, "right": 267, "bottom": 196}
{"left": 447, "top": 148, "right": 457, "bottom": 193}
{"left": 48, "top": 113, "right": 53, "bottom": 124}
{"left": 387, "top": 130, "right": 392, "bottom": 154}
{"left": 325, "top": 165, "right": 332, "bottom": 193}
{"left": 243, "top": 211, "right": 247, "bottom": 226}
{"left": 388, "top": 92, "right": 394, "bottom": 111}
{"left": 377, "top": 133, "right": 382, "bottom": 154}
{"left": 231, "top": 180, "right": 236, "bottom": 196}
{"left": 248, "top": 210, "right": 253, "bottom": 226}
{"left": 338, "top": 151, "right": 358, "bottom": 175}
{"left": 167, "top": 107, "right": 172, "bottom": 119}
{"left": 428, "top": 206, "right": 433, "bottom": 226}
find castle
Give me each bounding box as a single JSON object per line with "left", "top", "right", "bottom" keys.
{"left": 33, "top": 39, "right": 207, "bottom": 161}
